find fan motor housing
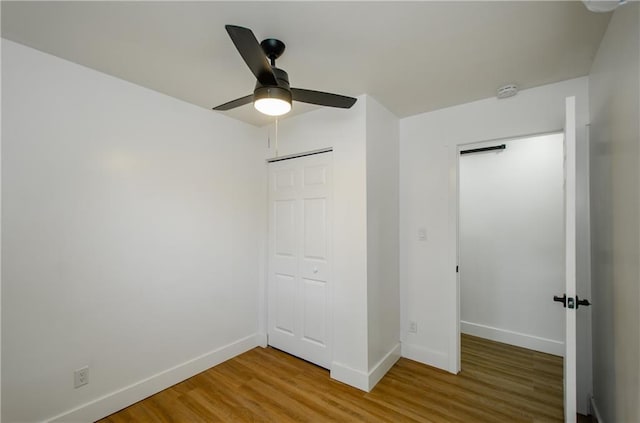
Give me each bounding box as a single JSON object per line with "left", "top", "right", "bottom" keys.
{"left": 256, "top": 67, "right": 290, "bottom": 90}
{"left": 253, "top": 86, "right": 292, "bottom": 103}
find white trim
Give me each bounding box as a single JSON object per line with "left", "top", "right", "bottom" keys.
{"left": 46, "top": 334, "right": 260, "bottom": 423}
{"left": 448, "top": 144, "right": 461, "bottom": 374}
{"left": 401, "top": 342, "right": 450, "bottom": 371}
{"left": 330, "top": 343, "right": 401, "bottom": 392}
{"left": 258, "top": 160, "right": 269, "bottom": 350}
{"left": 256, "top": 332, "right": 268, "bottom": 348}
{"left": 454, "top": 129, "right": 565, "bottom": 149}
{"left": 0, "top": 22, "right": 3, "bottom": 419}
{"left": 461, "top": 321, "right": 564, "bottom": 356}
{"left": 330, "top": 362, "right": 369, "bottom": 391}
{"left": 590, "top": 396, "right": 604, "bottom": 423}
{"left": 367, "top": 343, "right": 401, "bottom": 390}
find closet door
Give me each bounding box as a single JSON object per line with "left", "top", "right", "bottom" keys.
{"left": 268, "top": 152, "right": 332, "bottom": 369}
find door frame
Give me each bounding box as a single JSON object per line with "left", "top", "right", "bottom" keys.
{"left": 447, "top": 129, "right": 564, "bottom": 374}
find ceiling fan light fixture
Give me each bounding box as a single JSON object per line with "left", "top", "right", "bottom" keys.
{"left": 254, "top": 86, "right": 292, "bottom": 116}
{"left": 212, "top": 25, "right": 356, "bottom": 115}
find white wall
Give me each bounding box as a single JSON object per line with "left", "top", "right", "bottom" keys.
{"left": 399, "top": 77, "right": 592, "bottom": 413}
{"left": 365, "top": 97, "right": 400, "bottom": 382}
{"left": 264, "top": 99, "right": 370, "bottom": 387}
{"left": 459, "top": 133, "right": 564, "bottom": 355}
{"left": 588, "top": 3, "right": 640, "bottom": 422}
{"left": 1, "top": 40, "right": 264, "bottom": 422}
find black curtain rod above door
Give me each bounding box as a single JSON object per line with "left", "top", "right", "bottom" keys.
{"left": 266, "top": 147, "right": 333, "bottom": 163}
{"left": 460, "top": 144, "right": 506, "bottom": 155}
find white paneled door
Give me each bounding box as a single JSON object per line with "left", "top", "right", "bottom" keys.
{"left": 268, "top": 152, "right": 332, "bottom": 369}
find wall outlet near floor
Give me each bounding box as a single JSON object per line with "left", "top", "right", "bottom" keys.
{"left": 409, "top": 321, "right": 418, "bottom": 333}
{"left": 74, "top": 366, "right": 89, "bottom": 388}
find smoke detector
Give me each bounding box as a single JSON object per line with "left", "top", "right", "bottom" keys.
{"left": 497, "top": 84, "right": 518, "bottom": 99}
{"left": 582, "top": 0, "right": 626, "bottom": 13}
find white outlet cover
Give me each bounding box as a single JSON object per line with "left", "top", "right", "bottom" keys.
{"left": 74, "top": 366, "right": 89, "bottom": 388}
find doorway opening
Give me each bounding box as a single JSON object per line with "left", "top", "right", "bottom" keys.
{"left": 458, "top": 132, "right": 565, "bottom": 355}
{"left": 457, "top": 132, "right": 566, "bottom": 416}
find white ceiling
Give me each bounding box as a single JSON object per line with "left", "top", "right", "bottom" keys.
{"left": 2, "top": 1, "right": 610, "bottom": 126}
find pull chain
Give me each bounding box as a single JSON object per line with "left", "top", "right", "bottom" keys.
{"left": 275, "top": 117, "right": 279, "bottom": 158}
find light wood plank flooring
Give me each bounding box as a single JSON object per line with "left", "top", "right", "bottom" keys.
{"left": 99, "top": 335, "right": 566, "bottom": 422}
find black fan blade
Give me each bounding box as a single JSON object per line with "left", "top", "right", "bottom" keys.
{"left": 212, "top": 94, "right": 253, "bottom": 111}
{"left": 225, "top": 25, "right": 277, "bottom": 86}
{"left": 291, "top": 88, "right": 357, "bottom": 108}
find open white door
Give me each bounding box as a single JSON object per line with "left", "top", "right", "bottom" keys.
{"left": 563, "top": 96, "right": 577, "bottom": 423}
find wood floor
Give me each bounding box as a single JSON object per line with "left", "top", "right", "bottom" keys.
{"left": 99, "top": 335, "right": 565, "bottom": 422}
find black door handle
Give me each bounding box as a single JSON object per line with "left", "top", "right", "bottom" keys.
{"left": 553, "top": 294, "right": 567, "bottom": 307}
{"left": 553, "top": 294, "right": 591, "bottom": 309}
{"left": 576, "top": 296, "right": 591, "bottom": 308}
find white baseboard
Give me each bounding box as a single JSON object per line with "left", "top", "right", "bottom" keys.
{"left": 330, "top": 343, "right": 401, "bottom": 392}
{"left": 256, "top": 332, "right": 268, "bottom": 348}
{"left": 330, "top": 361, "right": 369, "bottom": 391}
{"left": 46, "top": 334, "right": 260, "bottom": 423}
{"left": 461, "top": 321, "right": 564, "bottom": 356}
{"left": 590, "top": 396, "right": 604, "bottom": 423}
{"left": 401, "top": 342, "right": 449, "bottom": 371}
{"left": 367, "top": 343, "right": 401, "bottom": 390}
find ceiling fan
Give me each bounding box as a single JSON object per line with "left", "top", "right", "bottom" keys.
{"left": 213, "top": 25, "right": 357, "bottom": 117}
